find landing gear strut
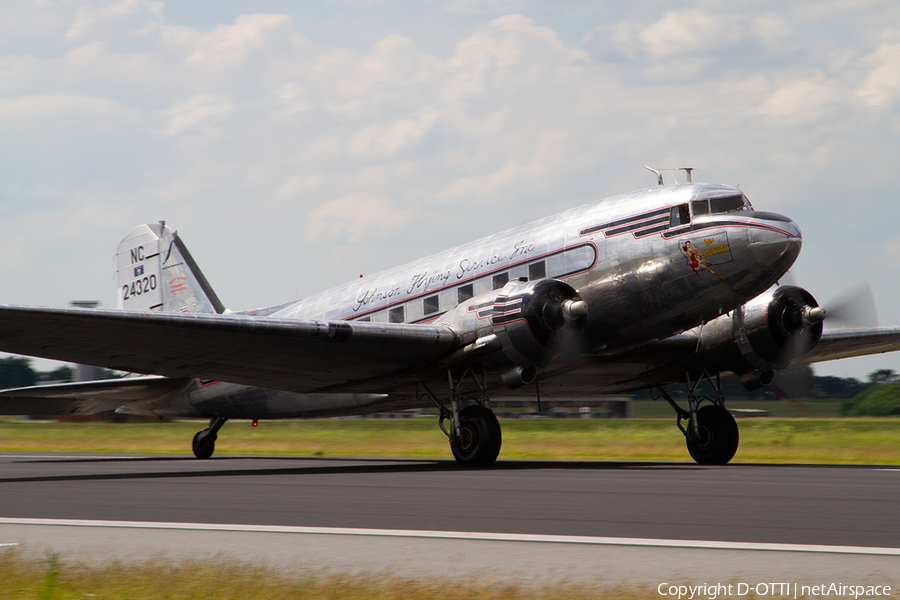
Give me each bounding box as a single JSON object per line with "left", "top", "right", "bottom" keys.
{"left": 192, "top": 416, "right": 228, "bottom": 459}
{"left": 655, "top": 370, "right": 739, "bottom": 465}
{"left": 419, "top": 365, "right": 502, "bottom": 468}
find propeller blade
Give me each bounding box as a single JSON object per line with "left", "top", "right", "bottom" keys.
{"left": 824, "top": 283, "right": 878, "bottom": 328}
{"left": 767, "top": 364, "right": 813, "bottom": 411}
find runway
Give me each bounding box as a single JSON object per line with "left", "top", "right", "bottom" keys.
{"left": 1, "top": 453, "right": 898, "bottom": 585}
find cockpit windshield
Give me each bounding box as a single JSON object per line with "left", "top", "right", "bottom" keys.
{"left": 692, "top": 194, "right": 750, "bottom": 217}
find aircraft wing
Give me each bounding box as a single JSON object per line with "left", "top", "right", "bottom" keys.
{"left": 0, "top": 376, "right": 190, "bottom": 415}
{"left": 0, "top": 306, "right": 457, "bottom": 394}
{"left": 800, "top": 327, "right": 900, "bottom": 364}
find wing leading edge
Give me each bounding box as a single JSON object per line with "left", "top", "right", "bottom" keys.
{"left": 0, "top": 306, "right": 457, "bottom": 394}
{"left": 800, "top": 327, "right": 900, "bottom": 364}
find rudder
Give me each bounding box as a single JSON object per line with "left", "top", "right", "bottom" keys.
{"left": 116, "top": 221, "right": 226, "bottom": 314}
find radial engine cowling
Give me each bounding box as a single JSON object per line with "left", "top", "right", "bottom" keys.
{"left": 443, "top": 278, "right": 588, "bottom": 388}
{"left": 489, "top": 278, "right": 588, "bottom": 366}
{"left": 733, "top": 285, "right": 824, "bottom": 373}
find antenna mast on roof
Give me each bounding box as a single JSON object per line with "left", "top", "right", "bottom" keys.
{"left": 643, "top": 166, "right": 664, "bottom": 186}
{"left": 679, "top": 167, "right": 693, "bottom": 183}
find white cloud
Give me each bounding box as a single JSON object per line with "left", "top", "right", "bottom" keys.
{"left": 348, "top": 109, "right": 441, "bottom": 160}
{"left": 1, "top": 1, "right": 900, "bottom": 377}
{"left": 0, "top": 91, "right": 137, "bottom": 123}
{"left": 308, "top": 193, "right": 414, "bottom": 243}
{"left": 65, "top": 0, "right": 164, "bottom": 44}
{"left": 883, "top": 239, "right": 900, "bottom": 267}
{"left": 444, "top": 0, "right": 536, "bottom": 14}
{"left": 157, "top": 95, "right": 234, "bottom": 136}
{"left": 185, "top": 13, "right": 295, "bottom": 68}
{"left": 858, "top": 30, "right": 900, "bottom": 107}
{"left": 599, "top": 9, "right": 794, "bottom": 78}
{"left": 757, "top": 77, "right": 843, "bottom": 122}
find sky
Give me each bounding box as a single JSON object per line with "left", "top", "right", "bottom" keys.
{"left": 1, "top": 0, "right": 899, "bottom": 380}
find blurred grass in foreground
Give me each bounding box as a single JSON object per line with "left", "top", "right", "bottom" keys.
{"left": 0, "top": 550, "right": 634, "bottom": 600}
{"left": 2, "top": 417, "right": 900, "bottom": 464}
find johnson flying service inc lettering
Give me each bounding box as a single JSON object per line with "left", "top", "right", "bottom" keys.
{"left": 355, "top": 285, "right": 404, "bottom": 312}
{"left": 457, "top": 240, "right": 535, "bottom": 279}
{"left": 354, "top": 240, "right": 537, "bottom": 312}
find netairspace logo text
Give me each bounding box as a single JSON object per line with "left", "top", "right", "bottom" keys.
{"left": 658, "top": 582, "right": 892, "bottom": 599}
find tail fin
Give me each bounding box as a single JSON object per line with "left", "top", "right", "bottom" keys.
{"left": 116, "top": 221, "right": 226, "bottom": 314}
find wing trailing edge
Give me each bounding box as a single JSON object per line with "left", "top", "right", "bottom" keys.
{"left": 0, "top": 306, "right": 457, "bottom": 394}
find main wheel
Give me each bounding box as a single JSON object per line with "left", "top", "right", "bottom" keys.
{"left": 192, "top": 430, "right": 216, "bottom": 459}
{"left": 450, "top": 405, "right": 502, "bottom": 468}
{"left": 686, "top": 405, "right": 739, "bottom": 465}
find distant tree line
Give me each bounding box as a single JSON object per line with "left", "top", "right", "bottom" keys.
{"left": 0, "top": 356, "right": 119, "bottom": 388}
{"left": 611, "top": 364, "right": 900, "bottom": 416}
{"left": 2, "top": 356, "right": 899, "bottom": 416}
{"left": 840, "top": 369, "right": 900, "bottom": 416}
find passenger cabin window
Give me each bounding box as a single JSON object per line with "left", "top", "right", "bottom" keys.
{"left": 529, "top": 261, "right": 546, "bottom": 280}
{"left": 389, "top": 306, "right": 405, "bottom": 323}
{"left": 670, "top": 204, "right": 690, "bottom": 226}
{"left": 358, "top": 316, "right": 371, "bottom": 322}
{"left": 457, "top": 284, "right": 474, "bottom": 304}
{"left": 423, "top": 295, "right": 439, "bottom": 316}
{"left": 492, "top": 272, "right": 509, "bottom": 289}
{"left": 709, "top": 195, "right": 745, "bottom": 214}
{"left": 691, "top": 200, "right": 709, "bottom": 216}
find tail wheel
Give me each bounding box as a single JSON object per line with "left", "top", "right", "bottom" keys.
{"left": 450, "top": 405, "right": 502, "bottom": 468}
{"left": 686, "top": 405, "right": 739, "bottom": 465}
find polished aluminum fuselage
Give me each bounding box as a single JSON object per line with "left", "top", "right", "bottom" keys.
{"left": 168, "top": 182, "right": 802, "bottom": 418}
{"left": 265, "top": 183, "right": 799, "bottom": 351}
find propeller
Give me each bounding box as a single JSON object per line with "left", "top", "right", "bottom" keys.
{"left": 779, "top": 271, "right": 878, "bottom": 328}
{"left": 766, "top": 281, "right": 878, "bottom": 407}
{"left": 821, "top": 283, "right": 878, "bottom": 328}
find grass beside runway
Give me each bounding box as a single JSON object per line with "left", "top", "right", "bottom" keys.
{"left": 0, "top": 549, "right": 635, "bottom": 600}
{"left": 1, "top": 416, "right": 899, "bottom": 464}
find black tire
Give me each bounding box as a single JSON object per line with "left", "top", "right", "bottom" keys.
{"left": 450, "top": 405, "right": 502, "bottom": 468}
{"left": 686, "top": 405, "right": 739, "bottom": 465}
{"left": 192, "top": 430, "right": 216, "bottom": 459}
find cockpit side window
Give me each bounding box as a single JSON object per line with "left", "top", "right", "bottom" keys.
{"left": 709, "top": 195, "right": 745, "bottom": 214}
{"left": 670, "top": 204, "right": 690, "bottom": 226}
{"left": 691, "top": 200, "right": 709, "bottom": 216}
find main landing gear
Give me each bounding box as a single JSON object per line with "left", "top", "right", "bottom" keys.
{"left": 192, "top": 416, "right": 228, "bottom": 459}
{"left": 655, "top": 370, "right": 739, "bottom": 465}
{"left": 419, "top": 365, "right": 502, "bottom": 468}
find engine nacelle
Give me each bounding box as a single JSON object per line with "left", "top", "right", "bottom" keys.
{"left": 734, "top": 285, "right": 824, "bottom": 369}
{"left": 439, "top": 278, "right": 588, "bottom": 387}
{"left": 688, "top": 285, "right": 825, "bottom": 390}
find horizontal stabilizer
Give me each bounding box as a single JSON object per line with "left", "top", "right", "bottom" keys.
{"left": 0, "top": 376, "right": 190, "bottom": 416}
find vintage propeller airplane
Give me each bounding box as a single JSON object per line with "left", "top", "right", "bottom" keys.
{"left": 2, "top": 170, "right": 899, "bottom": 465}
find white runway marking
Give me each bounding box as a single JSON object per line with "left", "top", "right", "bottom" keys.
{"left": 1, "top": 517, "right": 898, "bottom": 556}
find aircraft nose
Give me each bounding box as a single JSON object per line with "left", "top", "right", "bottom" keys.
{"left": 747, "top": 213, "right": 802, "bottom": 276}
